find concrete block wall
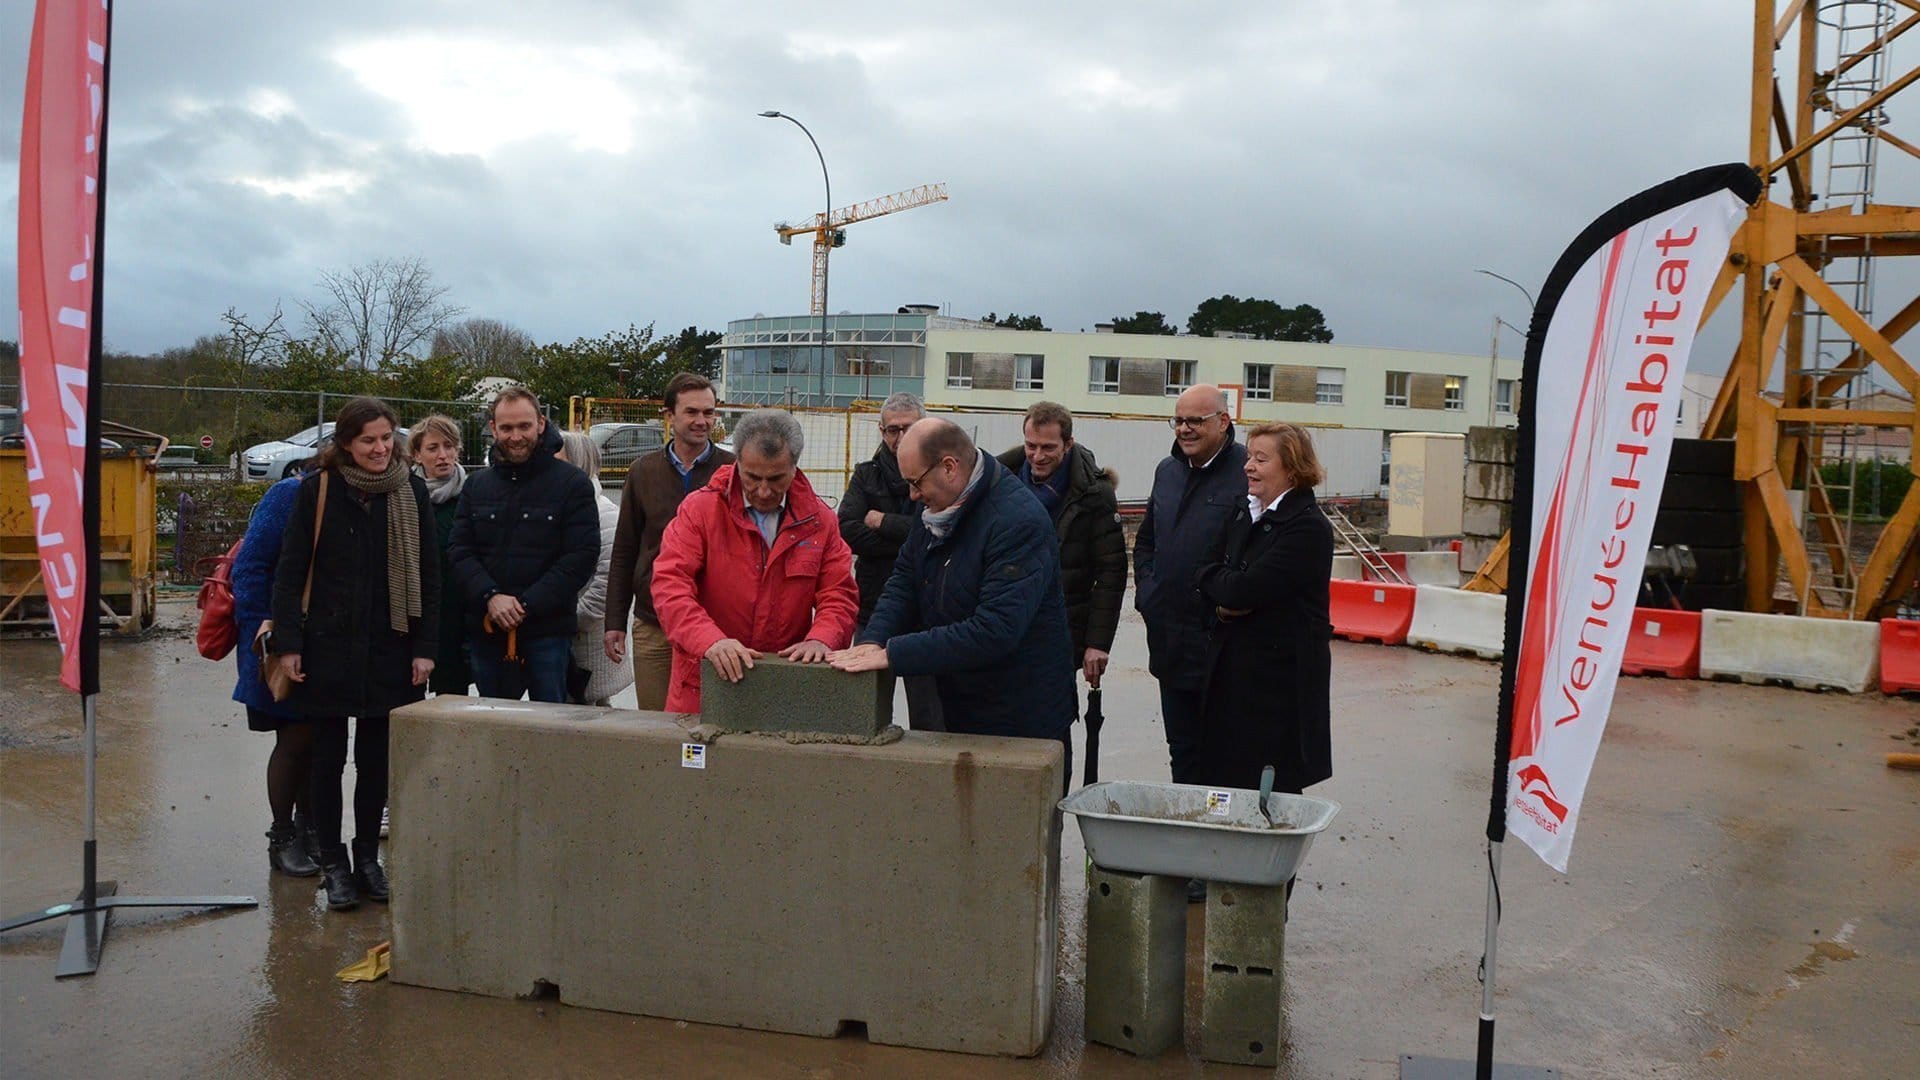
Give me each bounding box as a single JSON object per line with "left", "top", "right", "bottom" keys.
{"left": 1462, "top": 426, "right": 1518, "bottom": 576}
{"left": 388, "top": 697, "right": 1064, "bottom": 1056}
{"left": 700, "top": 656, "right": 892, "bottom": 735}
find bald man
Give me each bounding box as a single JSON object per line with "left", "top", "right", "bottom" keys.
{"left": 1134, "top": 384, "right": 1248, "bottom": 794}
{"left": 829, "top": 419, "right": 1075, "bottom": 756}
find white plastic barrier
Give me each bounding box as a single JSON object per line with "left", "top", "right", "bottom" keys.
{"left": 1402, "top": 551, "right": 1463, "bottom": 588}
{"left": 1698, "top": 609, "right": 1882, "bottom": 693}
{"left": 1406, "top": 585, "right": 1507, "bottom": 660}
{"left": 1331, "top": 555, "right": 1363, "bottom": 581}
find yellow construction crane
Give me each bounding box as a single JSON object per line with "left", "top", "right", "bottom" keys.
{"left": 776, "top": 183, "right": 949, "bottom": 317}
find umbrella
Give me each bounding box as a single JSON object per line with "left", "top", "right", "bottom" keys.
{"left": 1082, "top": 687, "right": 1104, "bottom": 786}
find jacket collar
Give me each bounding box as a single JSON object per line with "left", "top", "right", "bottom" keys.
{"left": 1166, "top": 423, "right": 1239, "bottom": 471}
{"left": 706, "top": 463, "right": 826, "bottom": 531}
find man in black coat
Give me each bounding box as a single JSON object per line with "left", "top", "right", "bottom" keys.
{"left": 1134, "top": 384, "right": 1247, "bottom": 787}
{"left": 449, "top": 387, "right": 601, "bottom": 703}
{"left": 837, "top": 392, "right": 943, "bottom": 729}
{"left": 995, "top": 401, "right": 1127, "bottom": 689}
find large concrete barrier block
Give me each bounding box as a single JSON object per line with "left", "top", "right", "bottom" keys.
{"left": 1699, "top": 610, "right": 1881, "bottom": 693}
{"left": 1407, "top": 585, "right": 1506, "bottom": 660}
{"left": 1464, "top": 462, "right": 1514, "bottom": 502}
{"left": 1403, "top": 551, "right": 1463, "bottom": 588}
{"left": 1461, "top": 497, "right": 1512, "bottom": 538}
{"left": 1466, "top": 425, "right": 1517, "bottom": 465}
{"left": 389, "top": 697, "right": 1063, "bottom": 1056}
{"left": 700, "top": 655, "right": 891, "bottom": 735}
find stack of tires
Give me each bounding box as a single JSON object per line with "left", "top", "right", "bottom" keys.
{"left": 1649, "top": 438, "right": 1745, "bottom": 611}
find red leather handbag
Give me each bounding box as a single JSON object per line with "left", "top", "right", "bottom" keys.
{"left": 194, "top": 538, "right": 244, "bottom": 660}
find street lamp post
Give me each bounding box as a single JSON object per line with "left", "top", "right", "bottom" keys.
{"left": 1475, "top": 269, "right": 1537, "bottom": 427}
{"left": 760, "top": 110, "right": 831, "bottom": 406}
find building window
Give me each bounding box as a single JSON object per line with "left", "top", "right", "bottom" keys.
{"left": 1381, "top": 445, "right": 1392, "bottom": 487}
{"left": 1444, "top": 376, "right": 1466, "bottom": 411}
{"left": 1316, "top": 367, "right": 1345, "bottom": 405}
{"left": 1245, "top": 364, "right": 1273, "bottom": 401}
{"left": 946, "top": 351, "right": 973, "bottom": 389}
{"left": 1166, "top": 359, "right": 1197, "bottom": 396}
{"left": 1089, "top": 356, "right": 1120, "bottom": 394}
{"left": 1384, "top": 371, "right": 1410, "bottom": 408}
{"left": 1015, "top": 353, "right": 1044, "bottom": 391}
{"left": 1496, "top": 378, "right": 1517, "bottom": 414}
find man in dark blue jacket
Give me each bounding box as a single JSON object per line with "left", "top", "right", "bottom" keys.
{"left": 829, "top": 419, "right": 1075, "bottom": 757}
{"left": 1134, "top": 384, "right": 1247, "bottom": 788}
{"left": 449, "top": 386, "right": 600, "bottom": 702}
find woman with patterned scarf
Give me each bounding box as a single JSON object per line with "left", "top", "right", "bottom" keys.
{"left": 269, "top": 396, "right": 440, "bottom": 912}
{"left": 411, "top": 414, "right": 472, "bottom": 696}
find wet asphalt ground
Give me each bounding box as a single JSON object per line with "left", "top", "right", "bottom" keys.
{"left": 4, "top": 598, "right": 1918, "bottom": 1078}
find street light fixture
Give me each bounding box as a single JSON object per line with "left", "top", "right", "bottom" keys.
{"left": 1474, "top": 270, "right": 1537, "bottom": 427}
{"left": 760, "top": 110, "right": 832, "bottom": 406}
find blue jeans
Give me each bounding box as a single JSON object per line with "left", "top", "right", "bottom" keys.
{"left": 468, "top": 634, "right": 572, "bottom": 704}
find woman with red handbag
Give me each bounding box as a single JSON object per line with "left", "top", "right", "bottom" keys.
{"left": 230, "top": 455, "right": 323, "bottom": 878}
{"left": 269, "top": 397, "right": 440, "bottom": 911}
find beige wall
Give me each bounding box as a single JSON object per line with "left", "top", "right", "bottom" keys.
{"left": 923, "top": 328, "right": 1521, "bottom": 433}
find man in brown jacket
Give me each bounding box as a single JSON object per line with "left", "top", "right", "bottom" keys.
{"left": 603, "top": 372, "right": 735, "bottom": 709}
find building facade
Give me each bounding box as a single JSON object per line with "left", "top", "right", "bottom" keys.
{"left": 718, "top": 312, "right": 1523, "bottom": 433}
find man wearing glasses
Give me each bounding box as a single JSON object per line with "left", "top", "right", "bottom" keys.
{"left": 837, "top": 392, "right": 944, "bottom": 730}
{"left": 1135, "top": 385, "right": 1247, "bottom": 808}
{"left": 829, "top": 419, "right": 1076, "bottom": 768}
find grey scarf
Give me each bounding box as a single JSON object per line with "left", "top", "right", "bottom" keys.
{"left": 420, "top": 461, "right": 467, "bottom": 505}
{"left": 338, "top": 459, "right": 423, "bottom": 634}
{"left": 921, "top": 448, "right": 988, "bottom": 542}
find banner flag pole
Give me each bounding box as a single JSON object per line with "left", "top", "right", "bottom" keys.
{"left": 1402, "top": 162, "right": 1761, "bottom": 1080}
{"left": 1, "top": 0, "right": 256, "bottom": 978}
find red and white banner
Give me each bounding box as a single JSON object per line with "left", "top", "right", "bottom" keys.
{"left": 18, "top": 0, "right": 111, "bottom": 692}
{"left": 1505, "top": 175, "right": 1751, "bottom": 871}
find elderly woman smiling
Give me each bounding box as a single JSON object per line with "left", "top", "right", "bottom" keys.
{"left": 1191, "top": 421, "right": 1335, "bottom": 798}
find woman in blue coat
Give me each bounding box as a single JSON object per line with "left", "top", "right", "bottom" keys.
{"left": 231, "top": 457, "right": 321, "bottom": 878}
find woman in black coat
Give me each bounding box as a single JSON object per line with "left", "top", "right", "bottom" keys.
{"left": 271, "top": 396, "right": 439, "bottom": 911}
{"left": 1192, "top": 422, "right": 1334, "bottom": 796}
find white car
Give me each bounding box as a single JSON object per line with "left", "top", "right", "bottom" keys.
{"left": 244, "top": 423, "right": 409, "bottom": 481}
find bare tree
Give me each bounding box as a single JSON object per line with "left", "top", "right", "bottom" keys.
{"left": 431, "top": 316, "right": 535, "bottom": 375}
{"left": 301, "top": 257, "right": 465, "bottom": 369}
{"left": 220, "top": 303, "right": 293, "bottom": 369}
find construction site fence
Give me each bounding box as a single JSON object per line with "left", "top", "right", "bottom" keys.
{"left": 0, "top": 382, "right": 556, "bottom": 479}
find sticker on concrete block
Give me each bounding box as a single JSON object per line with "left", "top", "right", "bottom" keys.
{"left": 1205, "top": 790, "right": 1232, "bottom": 816}
{"left": 681, "top": 743, "right": 707, "bottom": 769}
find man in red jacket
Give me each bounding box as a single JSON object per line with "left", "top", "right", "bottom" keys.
{"left": 650, "top": 408, "right": 859, "bottom": 714}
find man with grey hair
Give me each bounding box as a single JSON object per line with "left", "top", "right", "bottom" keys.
{"left": 838, "top": 392, "right": 943, "bottom": 729}
{"left": 650, "top": 408, "right": 859, "bottom": 713}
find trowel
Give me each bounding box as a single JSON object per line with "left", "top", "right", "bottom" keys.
{"left": 1257, "top": 765, "right": 1276, "bottom": 827}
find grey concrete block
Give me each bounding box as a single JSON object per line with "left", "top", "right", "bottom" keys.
{"left": 1462, "top": 496, "right": 1512, "bottom": 538}
{"left": 389, "top": 697, "right": 1063, "bottom": 1056}
{"left": 1083, "top": 867, "right": 1185, "bottom": 1058}
{"left": 1466, "top": 425, "right": 1517, "bottom": 465}
{"left": 1460, "top": 536, "right": 1503, "bottom": 575}
{"left": 1465, "top": 462, "right": 1515, "bottom": 502}
{"left": 700, "top": 655, "right": 892, "bottom": 736}
{"left": 1200, "top": 882, "right": 1289, "bottom": 1067}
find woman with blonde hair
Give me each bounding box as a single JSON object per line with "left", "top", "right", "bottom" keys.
{"left": 411, "top": 414, "right": 471, "bottom": 695}
{"left": 1192, "top": 422, "right": 1334, "bottom": 798}
{"left": 557, "top": 429, "right": 633, "bottom": 705}
{"left": 270, "top": 396, "right": 439, "bottom": 910}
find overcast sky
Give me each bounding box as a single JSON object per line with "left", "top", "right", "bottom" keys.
{"left": 0, "top": 3, "right": 1821, "bottom": 368}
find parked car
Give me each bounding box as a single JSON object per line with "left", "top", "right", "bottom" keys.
{"left": 590, "top": 422, "right": 666, "bottom": 475}
{"left": 243, "top": 423, "right": 409, "bottom": 481}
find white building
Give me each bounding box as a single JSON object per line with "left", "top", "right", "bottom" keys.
{"left": 717, "top": 311, "right": 1523, "bottom": 433}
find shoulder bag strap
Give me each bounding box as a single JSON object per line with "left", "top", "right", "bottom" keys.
{"left": 301, "top": 471, "right": 328, "bottom": 613}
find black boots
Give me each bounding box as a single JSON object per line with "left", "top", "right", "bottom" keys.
{"left": 319, "top": 849, "right": 360, "bottom": 910}
{"left": 352, "top": 840, "right": 390, "bottom": 904}
{"left": 267, "top": 823, "right": 320, "bottom": 877}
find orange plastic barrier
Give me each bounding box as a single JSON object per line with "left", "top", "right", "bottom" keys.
{"left": 1330, "top": 579, "right": 1417, "bottom": 645}
{"left": 1622, "top": 608, "right": 1701, "bottom": 679}
{"left": 1879, "top": 619, "right": 1920, "bottom": 695}
{"left": 1364, "top": 552, "right": 1408, "bottom": 582}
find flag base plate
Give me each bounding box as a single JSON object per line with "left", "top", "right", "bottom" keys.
{"left": 1400, "top": 1055, "right": 1559, "bottom": 1079}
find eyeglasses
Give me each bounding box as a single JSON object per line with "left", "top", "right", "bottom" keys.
{"left": 905, "top": 456, "right": 949, "bottom": 491}
{"left": 1169, "top": 412, "right": 1224, "bottom": 429}
{"left": 880, "top": 423, "right": 913, "bottom": 437}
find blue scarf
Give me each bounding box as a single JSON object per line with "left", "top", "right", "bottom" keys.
{"left": 1019, "top": 454, "right": 1072, "bottom": 519}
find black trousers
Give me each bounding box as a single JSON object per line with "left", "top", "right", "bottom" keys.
{"left": 309, "top": 715, "right": 388, "bottom": 856}
{"left": 1158, "top": 680, "right": 1206, "bottom": 785}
